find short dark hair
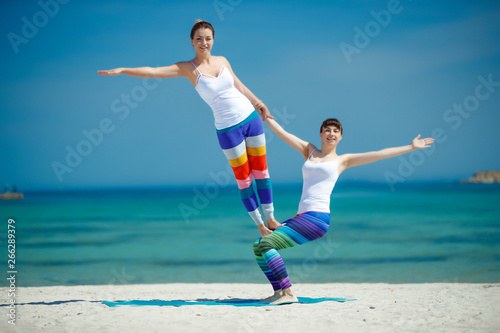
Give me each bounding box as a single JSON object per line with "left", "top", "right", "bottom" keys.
{"left": 320, "top": 118, "right": 343, "bottom": 135}
{"left": 190, "top": 19, "right": 214, "bottom": 39}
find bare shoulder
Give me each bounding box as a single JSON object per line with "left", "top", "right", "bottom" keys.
{"left": 217, "top": 56, "right": 231, "bottom": 67}
{"left": 304, "top": 143, "right": 317, "bottom": 160}
{"left": 338, "top": 153, "right": 353, "bottom": 164}
{"left": 337, "top": 153, "right": 352, "bottom": 174}
{"left": 307, "top": 143, "right": 317, "bottom": 154}
{"left": 177, "top": 61, "right": 200, "bottom": 79}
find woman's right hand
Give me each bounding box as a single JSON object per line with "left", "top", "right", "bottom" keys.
{"left": 255, "top": 102, "right": 274, "bottom": 121}
{"left": 97, "top": 68, "right": 123, "bottom": 76}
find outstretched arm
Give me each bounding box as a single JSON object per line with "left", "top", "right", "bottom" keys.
{"left": 98, "top": 62, "right": 188, "bottom": 79}
{"left": 264, "top": 117, "right": 312, "bottom": 160}
{"left": 340, "top": 135, "right": 434, "bottom": 173}
{"left": 219, "top": 56, "right": 273, "bottom": 121}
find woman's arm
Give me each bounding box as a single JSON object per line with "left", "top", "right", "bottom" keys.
{"left": 264, "top": 118, "right": 312, "bottom": 160}
{"left": 98, "top": 62, "right": 189, "bottom": 79}
{"left": 219, "top": 56, "right": 273, "bottom": 120}
{"left": 339, "top": 135, "right": 434, "bottom": 173}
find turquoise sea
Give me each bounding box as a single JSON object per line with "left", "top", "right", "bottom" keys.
{"left": 1, "top": 182, "right": 499, "bottom": 287}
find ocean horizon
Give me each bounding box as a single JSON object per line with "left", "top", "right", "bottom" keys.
{"left": 1, "top": 181, "right": 499, "bottom": 287}
{"left": 9, "top": 179, "right": 482, "bottom": 193}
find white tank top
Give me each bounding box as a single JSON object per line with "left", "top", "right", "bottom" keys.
{"left": 297, "top": 149, "right": 340, "bottom": 214}
{"left": 191, "top": 57, "right": 254, "bottom": 130}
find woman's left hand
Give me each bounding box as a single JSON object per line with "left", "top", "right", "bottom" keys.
{"left": 411, "top": 134, "right": 435, "bottom": 150}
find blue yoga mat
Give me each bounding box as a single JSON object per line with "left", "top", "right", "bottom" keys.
{"left": 102, "top": 297, "right": 355, "bottom": 307}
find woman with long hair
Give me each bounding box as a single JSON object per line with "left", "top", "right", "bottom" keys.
{"left": 98, "top": 20, "right": 280, "bottom": 237}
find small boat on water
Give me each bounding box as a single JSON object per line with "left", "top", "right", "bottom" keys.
{"left": 0, "top": 184, "right": 23, "bottom": 200}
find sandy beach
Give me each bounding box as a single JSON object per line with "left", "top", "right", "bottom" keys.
{"left": 1, "top": 283, "right": 499, "bottom": 332}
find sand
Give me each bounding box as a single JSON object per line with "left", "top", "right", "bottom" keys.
{"left": 1, "top": 283, "right": 499, "bottom": 332}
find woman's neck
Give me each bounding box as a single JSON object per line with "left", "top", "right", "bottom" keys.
{"left": 193, "top": 53, "right": 212, "bottom": 64}
{"left": 319, "top": 144, "right": 337, "bottom": 157}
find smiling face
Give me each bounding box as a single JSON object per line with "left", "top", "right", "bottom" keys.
{"left": 320, "top": 125, "right": 343, "bottom": 146}
{"left": 191, "top": 28, "right": 214, "bottom": 55}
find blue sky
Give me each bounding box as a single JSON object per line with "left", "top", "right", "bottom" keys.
{"left": 1, "top": 0, "right": 499, "bottom": 191}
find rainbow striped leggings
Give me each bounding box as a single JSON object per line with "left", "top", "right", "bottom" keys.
{"left": 216, "top": 111, "right": 274, "bottom": 225}
{"left": 253, "top": 211, "right": 330, "bottom": 290}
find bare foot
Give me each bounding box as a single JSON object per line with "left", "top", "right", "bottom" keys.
{"left": 259, "top": 290, "right": 282, "bottom": 303}
{"left": 270, "top": 287, "right": 298, "bottom": 305}
{"left": 267, "top": 218, "right": 283, "bottom": 231}
{"left": 271, "top": 294, "right": 298, "bottom": 305}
